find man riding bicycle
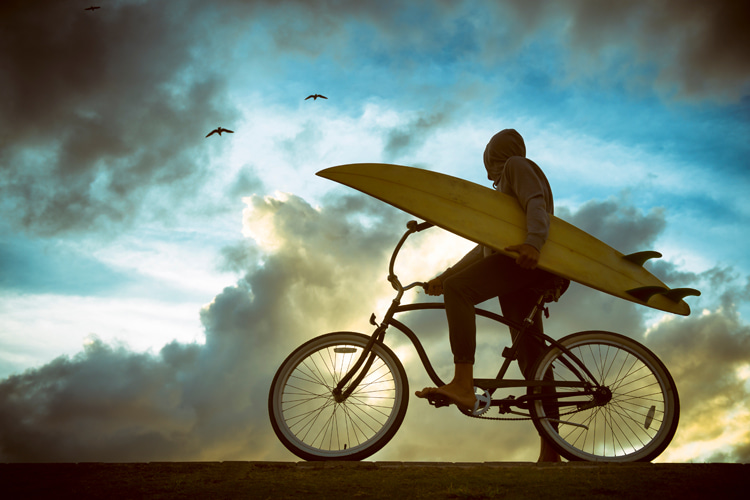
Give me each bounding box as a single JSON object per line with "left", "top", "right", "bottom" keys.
{"left": 415, "top": 129, "right": 567, "bottom": 462}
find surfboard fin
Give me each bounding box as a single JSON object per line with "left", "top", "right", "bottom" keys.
{"left": 623, "top": 251, "right": 662, "bottom": 267}
{"left": 627, "top": 286, "right": 702, "bottom": 303}
{"left": 662, "top": 288, "right": 701, "bottom": 302}
{"left": 626, "top": 286, "right": 669, "bottom": 302}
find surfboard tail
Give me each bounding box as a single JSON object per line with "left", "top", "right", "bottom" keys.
{"left": 622, "top": 251, "right": 701, "bottom": 312}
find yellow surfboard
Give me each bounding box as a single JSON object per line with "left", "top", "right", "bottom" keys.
{"left": 317, "top": 163, "right": 700, "bottom": 316}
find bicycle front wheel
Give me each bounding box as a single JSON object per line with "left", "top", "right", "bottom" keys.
{"left": 529, "top": 330, "right": 679, "bottom": 462}
{"left": 268, "top": 332, "right": 409, "bottom": 461}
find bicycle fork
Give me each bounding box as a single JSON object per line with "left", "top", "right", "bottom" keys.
{"left": 331, "top": 296, "right": 401, "bottom": 402}
{"left": 331, "top": 326, "right": 386, "bottom": 402}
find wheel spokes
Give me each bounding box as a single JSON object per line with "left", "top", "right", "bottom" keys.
{"left": 543, "top": 340, "right": 670, "bottom": 459}
{"left": 280, "top": 343, "right": 399, "bottom": 453}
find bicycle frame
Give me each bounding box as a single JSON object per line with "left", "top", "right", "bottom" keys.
{"left": 332, "top": 220, "right": 603, "bottom": 416}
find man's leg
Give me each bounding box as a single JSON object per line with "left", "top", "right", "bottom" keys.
{"left": 499, "top": 290, "right": 546, "bottom": 379}
{"left": 416, "top": 254, "right": 547, "bottom": 409}
{"left": 444, "top": 254, "right": 549, "bottom": 365}
{"left": 500, "top": 291, "right": 561, "bottom": 462}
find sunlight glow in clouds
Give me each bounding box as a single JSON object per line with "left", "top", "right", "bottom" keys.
{"left": 0, "top": 294, "right": 205, "bottom": 379}
{"left": 663, "top": 407, "right": 750, "bottom": 463}
{"left": 241, "top": 193, "right": 292, "bottom": 251}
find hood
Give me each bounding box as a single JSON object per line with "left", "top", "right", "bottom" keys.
{"left": 483, "top": 129, "right": 526, "bottom": 185}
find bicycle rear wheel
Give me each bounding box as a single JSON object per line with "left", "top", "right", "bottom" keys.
{"left": 268, "top": 332, "right": 408, "bottom": 461}
{"left": 529, "top": 331, "right": 679, "bottom": 462}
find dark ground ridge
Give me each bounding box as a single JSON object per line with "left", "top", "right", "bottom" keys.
{"left": 1, "top": 461, "right": 747, "bottom": 499}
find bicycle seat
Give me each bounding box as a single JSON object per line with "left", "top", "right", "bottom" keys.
{"left": 531, "top": 275, "right": 570, "bottom": 304}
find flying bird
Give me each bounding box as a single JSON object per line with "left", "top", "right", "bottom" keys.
{"left": 206, "top": 127, "right": 234, "bottom": 138}
{"left": 84, "top": 6, "right": 100, "bottom": 11}
{"left": 305, "top": 94, "right": 328, "bottom": 100}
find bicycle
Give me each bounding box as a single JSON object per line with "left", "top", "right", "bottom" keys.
{"left": 268, "top": 220, "right": 680, "bottom": 462}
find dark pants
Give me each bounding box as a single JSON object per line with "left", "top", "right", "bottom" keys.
{"left": 443, "top": 252, "right": 550, "bottom": 374}
{"left": 443, "top": 252, "right": 560, "bottom": 431}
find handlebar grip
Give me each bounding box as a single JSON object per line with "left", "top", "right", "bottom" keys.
{"left": 407, "top": 220, "right": 434, "bottom": 232}
{"left": 403, "top": 281, "right": 429, "bottom": 292}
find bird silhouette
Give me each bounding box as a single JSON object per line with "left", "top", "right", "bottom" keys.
{"left": 305, "top": 94, "right": 328, "bottom": 100}
{"left": 84, "top": 6, "right": 100, "bottom": 11}
{"left": 206, "top": 127, "right": 234, "bottom": 138}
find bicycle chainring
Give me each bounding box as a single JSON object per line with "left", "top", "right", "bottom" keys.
{"left": 470, "top": 387, "right": 492, "bottom": 416}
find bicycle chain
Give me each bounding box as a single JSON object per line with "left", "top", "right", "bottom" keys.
{"left": 429, "top": 393, "right": 583, "bottom": 421}
{"left": 468, "top": 413, "right": 530, "bottom": 421}
{"left": 465, "top": 407, "right": 581, "bottom": 422}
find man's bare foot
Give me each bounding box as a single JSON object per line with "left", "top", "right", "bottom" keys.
{"left": 415, "top": 381, "right": 476, "bottom": 411}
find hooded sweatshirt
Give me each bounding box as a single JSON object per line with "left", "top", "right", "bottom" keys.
{"left": 441, "top": 129, "right": 554, "bottom": 278}
{"left": 485, "top": 129, "right": 553, "bottom": 252}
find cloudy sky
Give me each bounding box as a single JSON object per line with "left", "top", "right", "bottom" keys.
{"left": 1, "top": 0, "right": 749, "bottom": 463}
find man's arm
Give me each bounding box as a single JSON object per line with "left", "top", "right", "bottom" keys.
{"left": 502, "top": 157, "right": 552, "bottom": 268}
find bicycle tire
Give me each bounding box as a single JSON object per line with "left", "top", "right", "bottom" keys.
{"left": 529, "top": 330, "right": 679, "bottom": 462}
{"left": 268, "top": 332, "right": 409, "bottom": 461}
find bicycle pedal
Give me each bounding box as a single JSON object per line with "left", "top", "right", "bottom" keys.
{"left": 426, "top": 394, "right": 451, "bottom": 408}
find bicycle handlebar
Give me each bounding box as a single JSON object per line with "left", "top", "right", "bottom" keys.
{"left": 387, "top": 220, "right": 434, "bottom": 294}
{"left": 407, "top": 220, "right": 434, "bottom": 232}
{"left": 404, "top": 281, "right": 428, "bottom": 292}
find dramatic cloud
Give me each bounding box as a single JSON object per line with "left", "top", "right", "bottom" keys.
{"left": 2, "top": 0, "right": 747, "bottom": 234}
{"left": 648, "top": 300, "right": 750, "bottom": 462}
{"left": 556, "top": 200, "right": 666, "bottom": 254}
{"left": 0, "top": 339, "right": 202, "bottom": 462}
{"left": 0, "top": 191, "right": 404, "bottom": 461}
{"left": 250, "top": 0, "right": 750, "bottom": 102}
{"left": 0, "top": 1, "right": 238, "bottom": 236}
{"left": 490, "top": 0, "right": 750, "bottom": 102}
{"left": 383, "top": 111, "right": 451, "bottom": 162}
